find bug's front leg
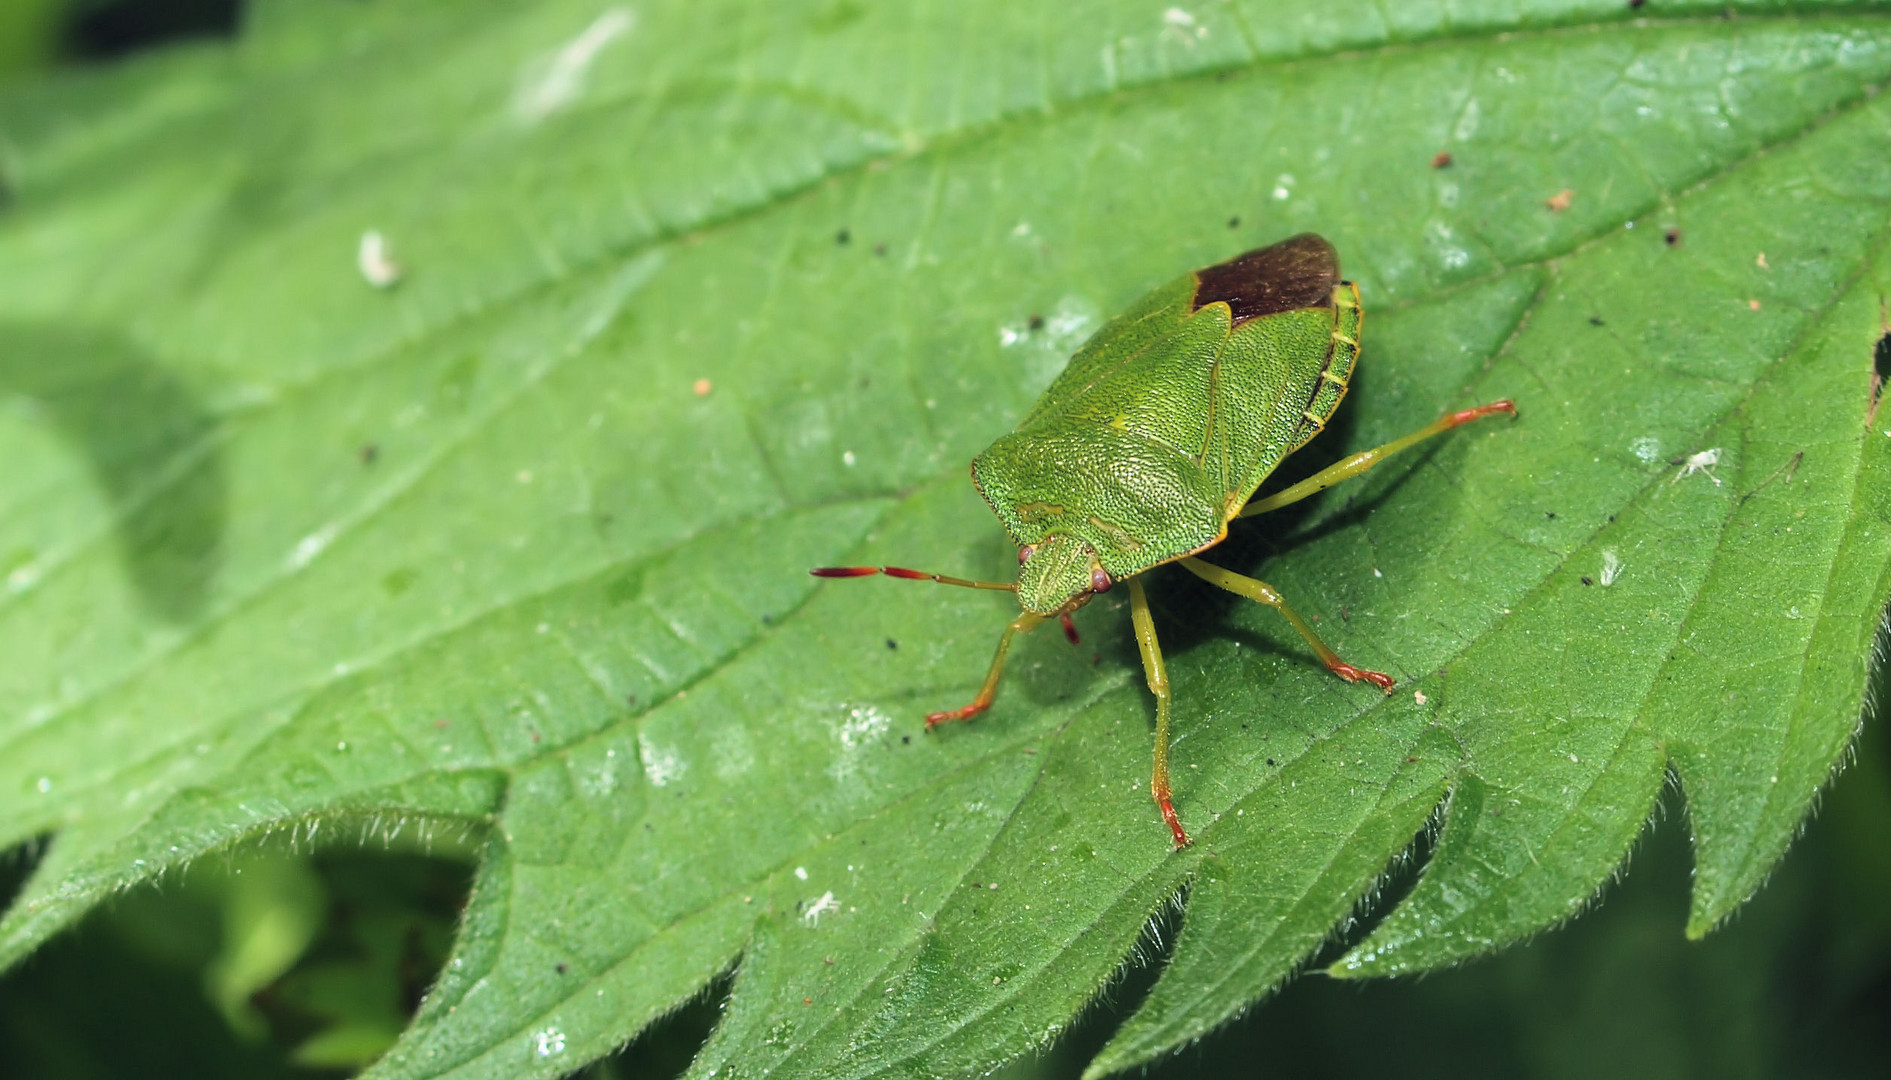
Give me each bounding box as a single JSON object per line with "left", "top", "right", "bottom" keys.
{"left": 1128, "top": 576, "right": 1191, "bottom": 849}
{"left": 1178, "top": 557, "right": 1395, "bottom": 692}
{"left": 925, "top": 611, "right": 1046, "bottom": 729}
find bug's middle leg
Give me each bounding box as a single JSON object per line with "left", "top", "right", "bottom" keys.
{"left": 925, "top": 611, "right": 1045, "bottom": 729}
{"left": 1128, "top": 576, "right": 1191, "bottom": 849}
{"left": 1178, "top": 557, "right": 1395, "bottom": 693}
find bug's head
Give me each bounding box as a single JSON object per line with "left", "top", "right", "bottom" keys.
{"left": 1016, "top": 536, "right": 1109, "bottom": 616}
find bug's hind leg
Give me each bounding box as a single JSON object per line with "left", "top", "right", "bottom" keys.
{"left": 1178, "top": 557, "right": 1395, "bottom": 693}
{"left": 1128, "top": 577, "right": 1191, "bottom": 849}
{"left": 1238, "top": 400, "right": 1515, "bottom": 518}
{"left": 925, "top": 612, "right": 1045, "bottom": 729}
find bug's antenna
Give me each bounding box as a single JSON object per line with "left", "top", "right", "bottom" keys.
{"left": 811, "top": 566, "right": 1017, "bottom": 592}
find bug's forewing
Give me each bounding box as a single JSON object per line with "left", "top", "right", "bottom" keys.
{"left": 1192, "top": 232, "right": 1340, "bottom": 327}
{"left": 1015, "top": 272, "right": 1201, "bottom": 431}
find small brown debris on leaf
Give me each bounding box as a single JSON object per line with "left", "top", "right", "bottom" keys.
{"left": 1664, "top": 228, "right": 1681, "bottom": 246}
{"left": 1431, "top": 151, "right": 1453, "bottom": 168}
{"left": 1756, "top": 252, "right": 1769, "bottom": 268}
{"left": 1545, "top": 189, "right": 1574, "bottom": 212}
{"left": 693, "top": 378, "right": 713, "bottom": 396}
{"left": 1749, "top": 299, "right": 1761, "bottom": 311}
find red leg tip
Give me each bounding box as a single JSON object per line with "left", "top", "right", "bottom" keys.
{"left": 1157, "top": 795, "right": 1193, "bottom": 849}
{"left": 811, "top": 566, "right": 878, "bottom": 578}
{"left": 1447, "top": 399, "right": 1517, "bottom": 426}
{"left": 925, "top": 701, "right": 990, "bottom": 729}
{"left": 1331, "top": 662, "right": 1396, "bottom": 693}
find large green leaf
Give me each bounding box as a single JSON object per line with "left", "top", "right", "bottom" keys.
{"left": 3, "top": 2, "right": 1889, "bottom": 1077}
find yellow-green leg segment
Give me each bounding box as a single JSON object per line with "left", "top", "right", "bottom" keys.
{"left": 1179, "top": 557, "right": 1396, "bottom": 692}
{"left": 1128, "top": 577, "right": 1191, "bottom": 848}
{"left": 924, "top": 611, "right": 1046, "bottom": 729}
{"left": 1239, "top": 400, "right": 1514, "bottom": 517}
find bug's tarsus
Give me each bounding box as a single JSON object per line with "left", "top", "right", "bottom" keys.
{"left": 1059, "top": 613, "right": 1080, "bottom": 645}
{"left": 1329, "top": 661, "right": 1396, "bottom": 693}
{"left": 1446, "top": 399, "right": 1517, "bottom": 427}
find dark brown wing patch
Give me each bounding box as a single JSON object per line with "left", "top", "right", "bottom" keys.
{"left": 1191, "top": 233, "right": 1340, "bottom": 328}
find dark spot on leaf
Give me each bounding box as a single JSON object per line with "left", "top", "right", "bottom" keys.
{"left": 1629, "top": 0, "right": 1645, "bottom": 8}
{"left": 1028, "top": 314, "right": 1044, "bottom": 331}
{"left": 1266, "top": 758, "right": 1276, "bottom": 766}
{"left": 359, "top": 442, "right": 379, "bottom": 465}
{"left": 1665, "top": 228, "right": 1681, "bottom": 246}
{"left": 901, "top": 735, "right": 911, "bottom": 745}
{"left": 605, "top": 567, "right": 646, "bottom": 606}
{"left": 1226, "top": 215, "right": 1240, "bottom": 228}
{"left": 556, "top": 963, "right": 568, "bottom": 974}
{"left": 1582, "top": 576, "right": 1594, "bottom": 586}
{"left": 1431, "top": 151, "right": 1453, "bottom": 168}
{"left": 1546, "top": 511, "right": 1557, "bottom": 519}
{"left": 885, "top": 638, "right": 898, "bottom": 650}
{"left": 381, "top": 567, "right": 418, "bottom": 596}
{"left": 1589, "top": 316, "right": 1605, "bottom": 326}
{"left": 835, "top": 228, "right": 850, "bottom": 245}
{"left": 873, "top": 242, "right": 887, "bottom": 256}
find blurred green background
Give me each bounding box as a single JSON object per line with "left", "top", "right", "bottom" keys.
{"left": 0, "top": 3, "right": 1886, "bottom": 1077}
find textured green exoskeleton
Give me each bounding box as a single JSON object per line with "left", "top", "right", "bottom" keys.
{"left": 815, "top": 234, "right": 1514, "bottom": 848}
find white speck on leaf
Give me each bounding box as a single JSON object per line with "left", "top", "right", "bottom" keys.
{"left": 1631, "top": 436, "right": 1662, "bottom": 463}
{"left": 1672, "top": 447, "right": 1723, "bottom": 485}
{"left": 515, "top": 8, "right": 635, "bottom": 122}
{"left": 35, "top": 777, "right": 50, "bottom": 794}
{"left": 534, "top": 1027, "right": 567, "bottom": 1057}
{"left": 803, "top": 891, "right": 840, "bottom": 926}
{"left": 638, "top": 733, "right": 686, "bottom": 786}
{"left": 842, "top": 450, "right": 857, "bottom": 467}
{"left": 1599, "top": 549, "right": 1623, "bottom": 587}
{"left": 357, "top": 230, "right": 401, "bottom": 287}
{"left": 5, "top": 562, "right": 40, "bottom": 592}
{"left": 1414, "top": 690, "right": 1428, "bottom": 705}
{"left": 794, "top": 866, "right": 809, "bottom": 881}
{"left": 287, "top": 525, "right": 338, "bottom": 570}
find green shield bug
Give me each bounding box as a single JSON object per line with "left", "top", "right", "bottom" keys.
{"left": 815, "top": 234, "right": 1514, "bottom": 848}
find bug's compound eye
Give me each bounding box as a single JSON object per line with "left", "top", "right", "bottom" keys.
{"left": 1018, "top": 544, "right": 1037, "bottom": 565}
{"left": 1090, "top": 566, "right": 1112, "bottom": 593}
